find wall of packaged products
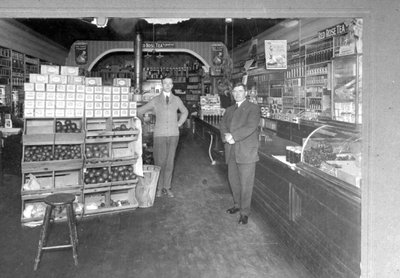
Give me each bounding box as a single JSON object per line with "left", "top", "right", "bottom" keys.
{"left": 231, "top": 18, "right": 362, "bottom": 125}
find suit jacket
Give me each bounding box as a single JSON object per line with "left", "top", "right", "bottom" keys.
{"left": 220, "top": 100, "right": 261, "bottom": 164}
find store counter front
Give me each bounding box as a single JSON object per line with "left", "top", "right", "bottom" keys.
{"left": 193, "top": 115, "right": 361, "bottom": 278}
{"left": 255, "top": 128, "right": 361, "bottom": 278}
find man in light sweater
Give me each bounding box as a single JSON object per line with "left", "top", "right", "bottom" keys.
{"left": 138, "top": 77, "right": 188, "bottom": 197}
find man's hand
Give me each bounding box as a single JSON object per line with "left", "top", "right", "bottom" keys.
{"left": 224, "top": 133, "right": 235, "bottom": 144}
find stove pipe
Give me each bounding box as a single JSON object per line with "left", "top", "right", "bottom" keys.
{"left": 134, "top": 32, "right": 143, "bottom": 93}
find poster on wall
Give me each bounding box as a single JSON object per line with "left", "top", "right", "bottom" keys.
{"left": 210, "top": 44, "right": 224, "bottom": 76}
{"left": 265, "top": 40, "right": 287, "bottom": 70}
{"left": 245, "top": 38, "right": 258, "bottom": 70}
{"left": 75, "top": 43, "right": 88, "bottom": 65}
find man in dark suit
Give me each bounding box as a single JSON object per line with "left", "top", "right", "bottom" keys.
{"left": 220, "top": 83, "right": 261, "bottom": 225}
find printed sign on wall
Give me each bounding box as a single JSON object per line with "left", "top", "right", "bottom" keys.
{"left": 265, "top": 40, "right": 287, "bottom": 70}
{"left": 75, "top": 43, "right": 88, "bottom": 65}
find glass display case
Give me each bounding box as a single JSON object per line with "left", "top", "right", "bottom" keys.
{"left": 300, "top": 124, "right": 361, "bottom": 188}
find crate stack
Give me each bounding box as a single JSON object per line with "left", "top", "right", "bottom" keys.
{"left": 21, "top": 65, "right": 142, "bottom": 225}
{"left": 83, "top": 109, "right": 142, "bottom": 216}
{"left": 21, "top": 65, "right": 86, "bottom": 225}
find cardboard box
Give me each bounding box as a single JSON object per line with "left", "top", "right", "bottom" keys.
{"left": 121, "top": 102, "right": 129, "bottom": 109}
{"left": 56, "top": 84, "right": 66, "bottom": 92}
{"left": 120, "top": 87, "right": 130, "bottom": 94}
{"left": 121, "top": 94, "right": 129, "bottom": 102}
{"left": 85, "top": 102, "right": 94, "bottom": 110}
{"left": 49, "top": 74, "right": 67, "bottom": 84}
{"left": 94, "top": 102, "right": 103, "bottom": 110}
{"left": 112, "top": 102, "right": 120, "bottom": 109}
{"left": 40, "top": 65, "right": 60, "bottom": 75}
{"left": 113, "top": 78, "right": 131, "bottom": 87}
{"left": 35, "top": 100, "right": 45, "bottom": 109}
{"left": 46, "top": 92, "right": 56, "bottom": 100}
{"left": 46, "top": 83, "right": 56, "bottom": 92}
{"left": 75, "top": 101, "right": 84, "bottom": 109}
{"left": 112, "top": 94, "right": 121, "bottom": 102}
{"left": 45, "top": 109, "right": 55, "bottom": 118}
{"left": 112, "top": 87, "right": 121, "bottom": 94}
{"left": 66, "top": 92, "right": 76, "bottom": 101}
{"left": 103, "top": 102, "right": 111, "bottom": 109}
{"left": 34, "top": 109, "right": 45, "bottom": 118}
{"left": 85, "top": 86, "right": 94, "bottom": 94}
{"left": 94, "top": 94, "right": 103, "bottom": 102}
{"left": 94, "top": 86, "right": 103, "bottom": 94}
{"left": 66, "top": 84, "right": 76, "bottom": 93}
{"left": 75, "top": 93, "right": 84, "bottom": 101}
{"left": 45, "top": 100, "right": 55, "bottom": 109}
{"left": 55, "top": 109, "right": 65, "bottom": 117}
{"left": 112, "top": 110, "right": 120, "bottom": 117}
{"left": 56, "top": 100, "right": 66, "bottom": 108}
{"left": 30, "top": 74, "right": 49, "bottom": 83}
{"left": 35, "top": 92, "right": 46, "bottom": 100}
{"left": 85, "top": 77, "right": 102, "bottom": 86}
{"left": 85, "top": 94, "right": 94, "bottom": 102}
{"left": 94, "top": 110, "right": 103, "bottom": 118}
{"left": 103, "top": 86, "right": 112, "bottom": 94}
{"left": 25, "top": 100, "right": 35, "bottom": 109}
{"left": 129, "top": 109, "right": 137, "bottom": 117}
{"left": 66, "top": 101, "right": 75, "bottom": 109}
{"left": 103, "top": 95, "right": 111, "bottom": 102}
{"left": 85, "top": 110, "right": 94, "bottom": 118}
{"left": 24, "top": 83, "right": 35, "bottom": 91}
{"left": 103, "top": 110, "right": 111, "bottom": 117}
{"left": 56, "top": 92, "right": 66, "bottom": 100}
{"left": 75, "top": 109, "right": 84, "bottom": 118}
{"left": 65, "top": 109, "right": 75, "bottom": 117}
{"left": 120, "top": 109, "right": 128, "bottom": 117}
{"left": 76, "top": 85, "right": 85, "bottom": 93}
{"left": 35, "top": 83, "right": 46, "bottom": 92}
{"left": 24, "top": 108, "right": 35, "bottom": 118}
{"left": 129, "top": 102, "right": 137, "bottom": 109}
{"left": 67, "top": 75, "right": 85, "bottom": 84}
{"left": 25, "top": 91, "right": 35, "bottom": 100}
{"left": 61, "top": 66, "right": 79, "bottom": 76}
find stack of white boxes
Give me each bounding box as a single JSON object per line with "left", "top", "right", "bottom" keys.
{"left": 24, "top": 65, "right": 137, "bottom": 119}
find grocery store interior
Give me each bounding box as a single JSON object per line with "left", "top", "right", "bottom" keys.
{"left": 0, "top": 1, "right": 399, "bottom": 277}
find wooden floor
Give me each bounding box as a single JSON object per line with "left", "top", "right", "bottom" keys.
{"left": 0, "top": 132, "right": 313, "bottom": 278}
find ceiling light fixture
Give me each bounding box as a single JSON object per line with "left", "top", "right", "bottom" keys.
{"left": 91, "top": 17, "right": 108, "bottom": 28}
{"left": 144, "top": 18, "right": 190, "bottom": 25}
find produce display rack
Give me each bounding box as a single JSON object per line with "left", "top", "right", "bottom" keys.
{"left": 21, "top": 116, "right": 142, "bottom": 225}
{"left": 82, "top": 116, "right": 141, "bottom": 216}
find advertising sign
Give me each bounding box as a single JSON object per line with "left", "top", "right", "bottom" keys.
{"left": 265, "top": 40, "right": 287, "bottom": 70}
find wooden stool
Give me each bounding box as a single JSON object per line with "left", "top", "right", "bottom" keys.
{"left": 34, "top": 193, "right": 79, "bottom": 271}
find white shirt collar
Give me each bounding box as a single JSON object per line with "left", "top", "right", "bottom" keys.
{"left": 236, "top": 99, "right": 246, "bottom": 107}
{"left": 164, "top": 91, "right": 171, "bottom": 97}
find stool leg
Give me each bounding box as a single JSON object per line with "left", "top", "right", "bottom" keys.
{"left": 34, "top": 205, "right": 53, "bottom": 271}
{"left": 67, "top": 204, "right": 78, "bottom": 266}
{"left": 71, "top": 204, "right": 79, "bottom": 245}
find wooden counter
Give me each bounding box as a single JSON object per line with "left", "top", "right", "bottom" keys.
{"left": 193, "top": 116, "right": 361, "bottom": 278}
{"left": 255, "top": 130, "right": 361, "bottom": 278}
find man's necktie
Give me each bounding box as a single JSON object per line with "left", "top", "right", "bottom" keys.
{"left": 166, "top": 95, "right": 169, "bottom": 104}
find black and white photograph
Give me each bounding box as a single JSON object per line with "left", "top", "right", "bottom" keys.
{"left": 0, "top": 1, "right": 398, "bottom": 278}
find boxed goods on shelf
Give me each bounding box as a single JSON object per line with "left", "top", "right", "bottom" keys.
{"left": 83, "top": 185, "right": 138, "bottom": 215}
{"left": 21, "top": 190, "right": 83, "bottom": 225}
{"left": 22, "top": 167, "right": 83, "bottom": 195}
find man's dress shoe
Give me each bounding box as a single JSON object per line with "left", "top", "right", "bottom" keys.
{"left": 226, "top": 207, "right": 240, "bottom": 214}
{"left": 238, "top": 215, "right": 248, "bottom": 225}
